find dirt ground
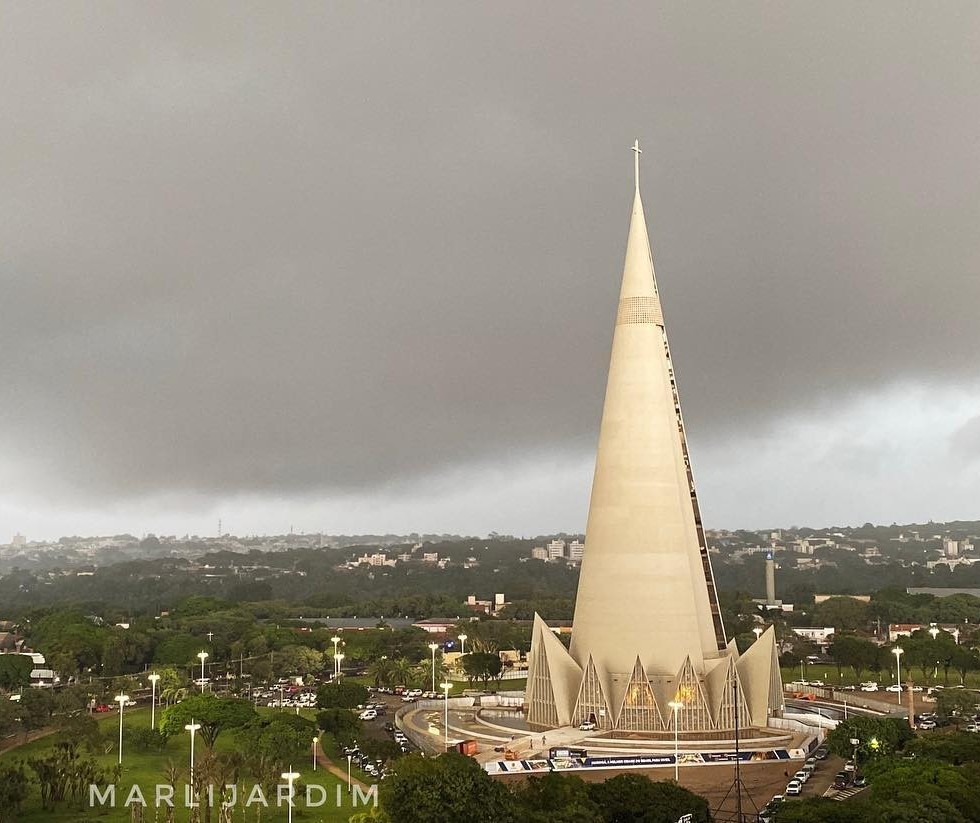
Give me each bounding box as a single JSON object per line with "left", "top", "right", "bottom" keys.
{"left": 495, "top": 759, "right": 800, "bottom": 814}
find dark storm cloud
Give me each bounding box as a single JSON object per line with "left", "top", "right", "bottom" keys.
{"left": 1, "top": 3, "right": 978, "bottom": 516}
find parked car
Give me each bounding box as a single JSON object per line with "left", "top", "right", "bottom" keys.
{"left": 965, "top": 723, "right": 980, "bottom": 733}
{"left": 785, "top": 780, "right": 802, "bottom": 797}
{"left": 917, "top": 720, "right": 937, "bottom": 730}
{"left": 94, "top": 704, "right": 112, "bottom": 713}
{"left": 793, "top": 769, "right": 809, "bottom": 784}
{"left": 358, "top": 709, "right": 378, "bottom": 721}
{"left": 853, "top": 775, "right": 867, "bottom": 787}
{"left": 814, "top": 747, "right": 829, "bottom": 760}
{"left": 834, "top": 772, "right": 851, "bottom": 789}
{"left": 860, "top": 682, "right": 878, "bottom": 692}
{"left": 578, "top": 720, "right": 597, "bottom": 731}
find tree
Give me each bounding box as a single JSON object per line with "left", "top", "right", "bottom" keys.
{"left": 826, "top": 717, "right": 913, "bottom": 762}
{"left": 316, "top": 680, "right": 369, "bottom": 710}
{"left": 368, "top": 657, "right": 396, "bottom": 687}
{"left": 235, "top": 713, "right": 314, "bottom": 775}
{"left": 18, "top": 688, "right": 56, "bottom": 733}
{"left": 0, "top": 697, "right": 18, "bottom": 738}
{"left": 275, "top": 644, "right": 324, "bottom": 675}
{"left": 935, "top": 689, "right": 980, "bottom": 723}
{"left": 379, "top": 752, "right": 516, "bottom": 823}
{"left": 586, "top": 773, "right": 710, "bottom": 822}
{"left": 828, "top": 635, "right": 876, "bottom": 679}
{"left": 0, "top": 763, "right": 30, "bottom": 822}
{"left": 950, "top": 646, "right": 979, "bottom": 685}
{"left": 316, "top": 708, "right": 362, "bottom": 747}
{"left": 867, "top": 758, "right": 980, "bottom": 822}
{"left": 511, "top": 773, "right": 601, "bottom": 823}
{"left": 462, "top": 652, "right": 502, "bottom": 687}
{"left": 160, "top": 694, "right": 255, "bottom": 749}
{"left": 389, "top": 657, "right": 415, "bottom": 687}
{"left": 0, "top": 654, "right": 33, "bottom": 690}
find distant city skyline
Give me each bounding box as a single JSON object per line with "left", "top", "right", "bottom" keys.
{"left": 1, "top": 5, "right": 978, "bottom": 542}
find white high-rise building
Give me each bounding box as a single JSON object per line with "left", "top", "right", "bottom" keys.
{"left": 546, "top": 539, "right": 566, "bottom": 560}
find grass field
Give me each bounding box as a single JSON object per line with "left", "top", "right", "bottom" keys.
{"left": 0, "top": 707, "right": 376, "bottom": 822}
{"left": 780, "top": 664, "right": 980, "bottom": 690}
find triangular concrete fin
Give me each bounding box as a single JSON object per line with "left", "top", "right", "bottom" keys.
{"left": 670, "top": 655, "right": 715, "bottom": 732}
{"left": 709, "top": 655, "right": 752, "bottom": 731}
{"left": 527, "top": 614, "right": 582, "bottom": 728}
{"left": 736, "top": 625, "right": 781, "bottom": 727}
{"left": 574, "top": 654, "right": 612, "bottom": 729}
{"left": 616, "top": 656, "right": 665, "bottom": 731}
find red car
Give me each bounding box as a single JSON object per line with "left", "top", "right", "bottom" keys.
{"left": 94, "top": 704, "right": 112, "bottom": 713}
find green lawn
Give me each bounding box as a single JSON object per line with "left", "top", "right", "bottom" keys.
{"left": 781, "top": 664, "right": 980, "bottom": 689}
{"left": 0, "top": 708, "right": 375, "bottom": 821}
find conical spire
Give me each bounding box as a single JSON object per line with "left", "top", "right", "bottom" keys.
{"left": 569, "top": 145, "right": 724, "bottom": 680}
{"left": 524, "top": 147, "right": 778, "bottom": 736}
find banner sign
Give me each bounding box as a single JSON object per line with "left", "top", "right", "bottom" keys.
{"left": 484, "top": 749, "right": 795, "bottom": 774}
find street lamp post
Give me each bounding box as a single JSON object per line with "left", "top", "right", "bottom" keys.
{"left": 336, "top": 653, "right": 345, "bottom": 679}
{"left": 185, "top": 719, "right": 201, "bottom": 790}
{"left": 197, "top": 651, "right": 209, "bottom": 692}
{"left": 752, "top": 627, "right": 763, "bottom": 642}
{"left": 331, "top": 636, "right": 341, "bottom": 678}
{"left": 312, "top": 736, "right": 319, "bottom": 771}
{"left": 148, "top": 673, "right": 160, "bottom": 730}
{"left": 347, "top": 753, "right": 352, "bottom": 794}
{"left": 849, "top": 737, "right": 860, "bottom": 774}
{"left": 441, "top": 682, "right": 452, "bottom": 752}
{"left": 893, "top": 647, "right": 904, "bottom": 706}
{"left": 115, "top": 694, "right": 129, "bottom": 766}
{"left": 668, "top": 700, "right": 683, "bottom": 782}
{"left": 281, "top": 768, "right": 300, "bottom": 823}
{"left": 458, "top": 634, "right": 467, "bottom": 656}
{"left": 953, "top": 628, "right": 960, "bottom": 644}
{"left": 428, "top": 643, "right": 439, "bottom": 693}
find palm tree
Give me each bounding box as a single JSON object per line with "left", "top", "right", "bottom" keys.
{"left": 160, "top": 685, "right": 187, "bottom": 707}
{"left": 389, "top": 658, "right": 415, "bottom": 688}
{"left": 367, "top": 658, "right": 395, "bottom": 687}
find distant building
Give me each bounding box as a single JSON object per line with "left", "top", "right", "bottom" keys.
{"left": 791, "top": 627, "right": 835, "bottom": 645}
{"left": 11, "top": 533, "right": 26, "bottom": 547}
{"left": 412, "top": 618, "right": 458, "bottom": 634}
{"left": 907, "top": 586, "right": 980, "bottom": 598}
{"left": 421, "top": 552, "right": 439, "bottom": 563}
{"left": 944, "top": 538, "right": 960, "bottom": 558}
{"left": 568, "top": 540, "right": 585, "bottom": 562}
{"left": 531, "top": 546, "right": 548, "bottom": 561}
{"left": 546, "top": 539, "right": 566, "bottom": 561}
{"left": 813, "top": 594, "right": 871, "bottom": 604}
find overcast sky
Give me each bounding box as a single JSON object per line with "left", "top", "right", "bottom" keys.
{"left": 1, "top": 3, "right": 978, "bottom": 541}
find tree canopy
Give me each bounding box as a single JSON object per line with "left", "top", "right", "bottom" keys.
{"left": 159, "top": 693, "right": 255, "bottom": 748}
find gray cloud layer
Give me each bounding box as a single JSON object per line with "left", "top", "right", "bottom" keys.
{"left": 1, "top": 4, "right": 978, "bottom": 534}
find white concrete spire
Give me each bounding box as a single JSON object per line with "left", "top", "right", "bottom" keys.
{"left": 525, "top": 148, "right": 776, "bottom": 736}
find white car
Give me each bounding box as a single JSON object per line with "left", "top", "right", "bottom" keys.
{"left": 886, "top": 684, "right": 902, "bottom": 693}
{"left": 860, "top": 682, "right": 878, "bottom": 692}
{"left": 578, "top": 720, "right": 597, "bottom": 731}
{"left": 793, "top": 770, "right": 809, "bottom": 784}
{"left": 917, "top": 720, "right": 936, "bottom": 730}
{"left": 965, "top": 723, "right": 980, "bottom": 733}
{"left": 358, "top": 709, "right": 378, "bottom": 721}
{"left": 785, "top": 780, "right": 802, "bottom": 797}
